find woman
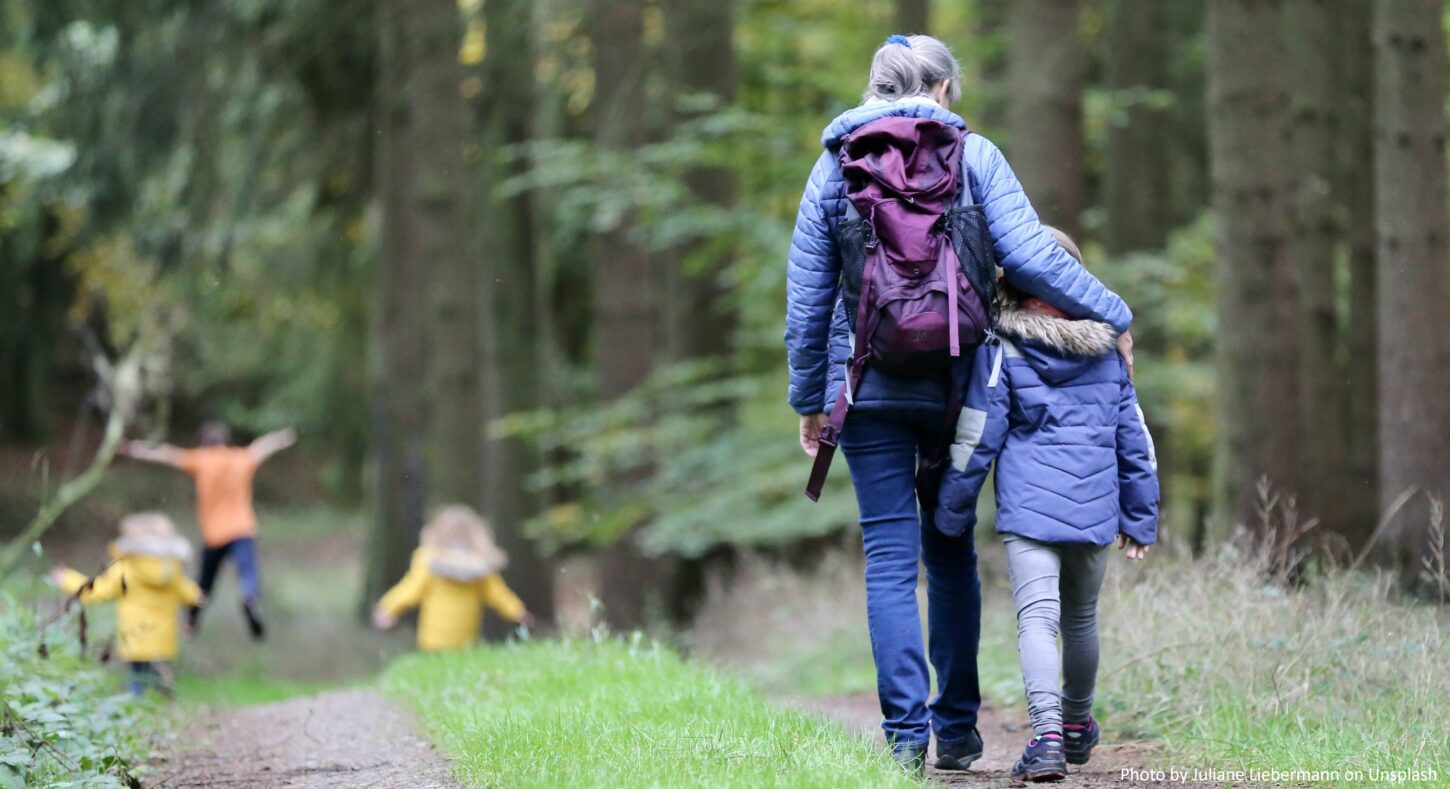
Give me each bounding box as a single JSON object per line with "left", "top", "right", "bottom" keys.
{"left": 784, "top": 35, "right": 1133, "bottom": 772}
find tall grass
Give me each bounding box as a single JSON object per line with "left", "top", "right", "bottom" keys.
{"left": 1096, "top": 549, "right": 1448, "bottom": 783}
{"left": 382, "top": 638, "right": 917, "bottom": 788}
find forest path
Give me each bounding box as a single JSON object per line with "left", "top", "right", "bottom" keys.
{"left": 800, "top": 691, "right": 1173, "bottom": 787}
{"left": 153, "top": 688, "right": 455, "bottom": 788}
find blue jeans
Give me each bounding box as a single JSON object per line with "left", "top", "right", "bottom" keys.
{"left": 198, "top": 536, "right": 261, "bottom": 601}
{"left": 841, "top": 409, "right": 982, "bottom": 750}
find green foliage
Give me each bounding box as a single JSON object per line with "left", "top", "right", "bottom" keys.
{"left": 382, "top": 637, "right": 916, "bottom": 788}
{"left": 0, "top": 592, "right": 151, "bottom": 787}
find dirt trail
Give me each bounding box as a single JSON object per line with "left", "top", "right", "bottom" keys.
{"left": 802, "top": 691, "right": 1176, "bottom": 787}
{"left": 153, "top": 688, "right": 456, "bottom": 788}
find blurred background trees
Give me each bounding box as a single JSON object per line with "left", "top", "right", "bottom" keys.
{"left": 4, "top": 0, "right": 1450, "bottom": 626}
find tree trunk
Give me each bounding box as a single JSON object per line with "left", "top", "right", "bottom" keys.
{"left": 1286, "top": 0, "right": 1348, "bottom": 539}
{"left": 1005, "top": 0, "right": 1084, "bottom": 238}
{"left": 1102, "top": 0, "right": 1173, "bottom": 255}
{"left": 1372, "top": 0, "right": 1450, "bottom": 571}
{"left": 591, "top": 0, "right": 661, "bottom": 630}
{"left": 1334, "top": 0, "right": 1378, "bottom": 549}
{"left": 364, "top": 0, "right": 430, "bottom": 607}
{"left": 480, "top": 0, "right": 556, "bottom": 630}
{"left": 663, "top": 0, "right": 737, "bottom": 363}
{"left": 417, "top": 0, "right": 482, "bottom": 507}
{"left": 1206, "top": 0, "right": 1301, "bottom": 536}
{"left": 897, "top": 0, "right": 929, "bottom": 35}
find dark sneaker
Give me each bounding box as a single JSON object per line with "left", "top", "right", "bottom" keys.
{"left": 891, "top": 743, "right": 927, "bottom": 777}
{"left": 1011, "top": 733, "right": 1067, "bottom": 782}
{"left": 935, "top": 728, "right": 984, "bottom": 771}
{"left": 1063, "top": 717, "right": 1099, "bottom": 765}
{"left": 242, "top": 599, "right": 267, "bottom": 641}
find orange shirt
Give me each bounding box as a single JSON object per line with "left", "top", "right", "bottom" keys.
{"left": 180, "top": 447, "right": 261, "bottom": 547}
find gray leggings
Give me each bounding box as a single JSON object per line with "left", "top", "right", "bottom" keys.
{"left": 1003, "top": 536, "right": 1110, "bottom": 735}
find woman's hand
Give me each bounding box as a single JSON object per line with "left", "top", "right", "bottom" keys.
{"left": 1116, "top": 534, "right": 1151, "bottom": 560}
{"left": 799, "top": 414, "right": 827, "bottom": 458}
{"left": 1116, "top": 330, "right": 1135, "bottom": 380}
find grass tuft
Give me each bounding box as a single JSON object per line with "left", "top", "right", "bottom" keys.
{"left": 381, "top": 638, "right": 917, "bottom": 788}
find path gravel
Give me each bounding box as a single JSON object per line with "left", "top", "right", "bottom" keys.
{"left": 152, "top": 688, "right": 456, "bottom": 788}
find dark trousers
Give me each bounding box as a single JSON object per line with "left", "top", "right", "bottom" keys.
{"left": 841, "top": 409, "right": 983, "bottom": 750}
{"left": 197, "top": 536, "right": 261, "bottom": 601}
{"left": 127, "top": 661, "right": 173, "bottom": 697}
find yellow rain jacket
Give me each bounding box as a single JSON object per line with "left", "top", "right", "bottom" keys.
{"left": 377, "top": 547, "right": 526, "bottom": 652}
{"left": 58, "top": 550, "right": 202, "bottom": 662}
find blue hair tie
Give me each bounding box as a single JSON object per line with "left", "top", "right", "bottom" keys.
{"left": 886, "top": 34, "right": 911, "bottom": 48}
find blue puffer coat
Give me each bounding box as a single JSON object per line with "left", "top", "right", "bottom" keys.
{"left": 785, "top": 98, "right": 1134, "bottom": 416}
{"left": 934, "top": 298, "right": 1159, "bottom": 546}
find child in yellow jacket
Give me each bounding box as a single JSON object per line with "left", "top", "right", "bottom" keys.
{"left": 373, "top": 505, "right": 533, "bottom": 651}
{"left": 50, "top": 513, "right": 203, "bottom": 696}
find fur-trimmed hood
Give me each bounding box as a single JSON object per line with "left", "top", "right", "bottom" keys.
{"left": 994, "top": 291, "right": 1118, "bottom": 358}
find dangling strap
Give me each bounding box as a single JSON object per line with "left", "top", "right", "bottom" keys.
{"left": 806, "top": 242, "right": 881, "bottom": 501}
{"left": 943, "top": 237, "right": 961, "bottom": 357}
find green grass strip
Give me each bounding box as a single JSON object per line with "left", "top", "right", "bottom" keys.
{"left": 382, "top": 637, "right": 915, "bottom": 788}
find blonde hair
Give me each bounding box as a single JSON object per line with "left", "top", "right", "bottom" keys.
{"left": 420, "top": 505, "right": 507, "bottom": 574}
{"left": 114, "top": 512, "right": 192, "bottom": 560}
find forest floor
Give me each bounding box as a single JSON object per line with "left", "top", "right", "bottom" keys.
{"left": 151, "top": 688, "right": 456, "bottom": 788}
{"left": 801, "top": 691, "right": 1169, "bottom": 787}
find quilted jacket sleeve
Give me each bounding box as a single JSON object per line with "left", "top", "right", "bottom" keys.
{"left": 785, "top": 152, "right": 841, "bottom": 415}
{"left": 1116, "top": 365, "right": 1160, "bottom": 545}
{"left": 935, "top": 342, "right": 1011, "bottom": 536}
{"left": 967, "top": 136, "right": 1133, "bottom": 333}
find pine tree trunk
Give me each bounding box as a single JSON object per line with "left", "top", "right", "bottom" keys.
{"left": 365, "top": 0, "right": 430, "bottom": 606}
{"left": 1005, "top": 0, "right": 1084, "bottom": 238}
{"left": 663, "top": 0, "right": 736, "bottom": 363}
{"left": 480, "top": 0, "right": 555, "bottom": 629}
{"left": 1372, "top": 0, "right": 1450, "bottom": 571}
{"left": 1102, "top": 0, "right": 1173, "bottom": 255}
{"left": 591, "top": 0, "right": 661, "bottom": 629}
{"left": 1206, "top": 0, "right": 1301, "bottom": 536}
{"left": 897, "top": 0, "right": 929, "bottom": 35}
{"left": 1286, "top": 0, "right": 1348, "bottom": 539}
{"left": 417, "top": 0, "right": 482, "bottom": 507}
{"left": 1334, "top": 0, "right": 1378, "bottom": 549}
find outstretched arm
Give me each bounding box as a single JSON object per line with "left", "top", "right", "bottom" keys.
{"left": 117, "top": 440, "right": 188, "bottom": 469}
{"left": 248, "top": 428, "right": 298, "bottom": 464}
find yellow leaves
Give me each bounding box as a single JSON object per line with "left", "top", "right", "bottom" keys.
{"left": 460, "top": 20, "right": 486, "bottom": 65}
{"left": 65, "top": 234, "right": 165, "bottom": 341}
{"left": 0, "top": 51, "right": 41, "bottom": 109}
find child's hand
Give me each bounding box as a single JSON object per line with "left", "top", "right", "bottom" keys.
{"left": 48, "top": 565, "right": 71, "bottom": 589}
{"left": 372, "top": 608, "right": 397, "bottom": 630}
{"left": 1116, "top": 535, "right": 1151, "bottom": 560}
{"left": 517, "top": 611, "right": 537, "bottom": 631}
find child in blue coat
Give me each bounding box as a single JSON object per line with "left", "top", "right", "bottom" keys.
{"left": 934, "top": 229, "right": 1159, "bottom": 782}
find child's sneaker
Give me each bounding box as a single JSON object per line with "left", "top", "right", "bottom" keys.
{"left": 1011, "top": 733, "right": 1067, "bottom": 782}
{"left": 243, "top": 599, "right": 267, "bottom": 641}
{"left": 934, "top": 728, "right": 984, "bottom": 771}
{"left": 1063, "top": 717, "right": 1099, "bottom": 765}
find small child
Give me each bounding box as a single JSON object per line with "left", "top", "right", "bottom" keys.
{"left": 50, "top": 513, "right": 203, "bottom": 697}
{"left": 934, "top": 228, "right": 1158, "bottom": 782}
{"left": 372, "top": 505, "right": 533, "bottom": 651}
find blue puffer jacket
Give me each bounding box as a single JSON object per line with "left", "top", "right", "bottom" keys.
{"left": 784, "top": 98, "right": 1134, "bottom": 416}
{"left": 933, "top": 298, "right": 1159, "bottom": 546}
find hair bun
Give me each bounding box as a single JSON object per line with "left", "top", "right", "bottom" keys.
{"left": 885, "top": 34, "right": 911, "bottom": 48}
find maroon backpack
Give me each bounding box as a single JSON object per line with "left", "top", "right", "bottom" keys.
{"left": 805, "top": 116, "right": 992, "bottom": 502}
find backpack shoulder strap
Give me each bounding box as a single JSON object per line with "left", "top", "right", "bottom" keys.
{"left": 957, "top": 132, "right": 978, "bottom": 208}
